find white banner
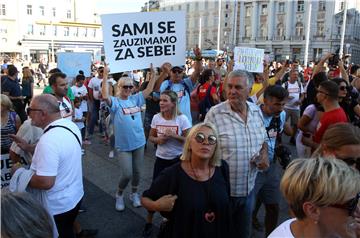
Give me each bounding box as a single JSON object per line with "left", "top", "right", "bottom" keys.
{"left": 234, "top": 47, "right": 264, "bottom": 73}
{"left": 101, "top": 11, "right": 186, "bottom": 73}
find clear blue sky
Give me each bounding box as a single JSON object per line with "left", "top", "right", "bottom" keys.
{"left": 96, "top": 0, "right": 147, "bottom": 14}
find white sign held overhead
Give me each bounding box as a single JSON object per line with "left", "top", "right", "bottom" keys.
{"left": 234, "top": 47, "right": 264, "bottom": 73}
{"left": 101, "top": 11, "right": 186, "bottom": 73}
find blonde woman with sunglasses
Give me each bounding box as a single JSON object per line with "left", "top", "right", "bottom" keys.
{"left": 101, "top": 65, "right": 157, "bottom": 211}
{"left": 142, "top": 122, "right": 231, "bottom": 238}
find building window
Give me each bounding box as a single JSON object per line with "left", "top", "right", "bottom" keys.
{"left": 213, "top": 17, "right": 218, "bottom": 27}
{"left": 27, "top": 5, "right": 32, "bottom": 15}
{"left": 260, "top": 24, "right": 267, "bottom": 37}
{"left": 225, "top": 13, "right": 228, "bottom": 18}
{"left": 225, "top": 4, "right": 229, "bottom": 9}
{"left": 83, "top": 28, "right": 88, "bottom": 37}
{"left": 313, "top": 48, "right": 323, "bottom": 59}
{"left": 245, "top": 25, "right": 251, "bottom": 37}
{"left": 297, "top": 1, "right": 304, "bottom": 12}
{"left": 178, "top": 5, "right": 181, "bottom": 10}
{"left": 39, "top": 6, "right": 45, "bottom": 16}
{"left": 204, "top": 1, "right": 208, "bottom": 10}
{"left": 27, "top": 24, "right": 34, "bottom": 35}
{"left": 54, "top": 26, "right": 57, "bottom": 36}
{"left": 340, "top": 2, "right": 345, "bottom": 10}
{"left": 0, "top": 27, "right": 7, "bottom": 33}
{"left": 67, "top": 10, "right": 71, "bottom": 19}
{"left": 278, "top": 2, "right": 285, "bottom": 13}
{"left": 261, "top": 4, "right": 268, "bottom": 15}
{"left": 317, "top": 21, "right": 325, "bottom": 36}
{"left": 224, "top": 22, "right": 227, "bottom": 27}
{"left": 295, "top": 22, "right": 304, "bottom": 36}
{"left": 186, "top": 3, "right": 190, "bottom": 12}
{"left": 203, "top": 16, "right": 208, "bottom": 27}
{"left": 245, "top": 6, "right": 251, "bottom": 17}
{"left": 64, "top": 27, "right": 69, "bottom": 36}
{"left": 277, "top": 23, "right": 284, "bottom": 36}
{"left": 93, "top": 29, "right": 96, "bottom": 37}
{"left": 52, "top": 7, "right": 56, "bottom": 17}
{"left": 170, "top": 6, "right": 173, "bottom": 11}
{"left": 39, "top": 25, "right": 46, "bottom": 35}
{"left": 194, "top": 19, "right": 199, "bottom": 28}
{"left": 0, "top": 4, "right": 6, "bottom": 15}
{"left": 195, "top": 2, "right": 199, "bottom": 11}
{"left": 74, "top": 27, "right": 79, "bottom": 36}
{"left": 319, "top": 1, "right": 326, "bottom": 11}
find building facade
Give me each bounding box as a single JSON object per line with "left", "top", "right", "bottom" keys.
{"left": 0, "top": 0, "right": 102, "bottom": 64}
{"left": 159, "top": 0, "right": 360, "bottom": 64}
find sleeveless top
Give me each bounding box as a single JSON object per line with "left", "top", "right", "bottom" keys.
{"left": 1, "top": 112, "right": 17, "bottom": 154}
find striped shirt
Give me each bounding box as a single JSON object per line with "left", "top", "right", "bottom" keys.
{"left": 205, "top": 100, "right": 267, "bottom": 197}
{"left": 1, "top": 112, "right": 17, "bottom": 153}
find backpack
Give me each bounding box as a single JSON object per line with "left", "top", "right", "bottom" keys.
{"left": 198, "top": 85, "right": 214, "bottom": 121}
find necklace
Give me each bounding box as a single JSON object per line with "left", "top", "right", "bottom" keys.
{"left": 189, "top": 161, "right": 215, "bottom": 223}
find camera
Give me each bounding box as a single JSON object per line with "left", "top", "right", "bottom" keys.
{"left": 275, "top": 144, "right": 292, "bottom": 170}
{"left": 328, "top": 48, "right": 340, "bottom": 68}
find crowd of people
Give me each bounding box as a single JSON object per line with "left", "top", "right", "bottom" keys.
{"left": 1, "top": 48, "right": 360, "bottom": 238}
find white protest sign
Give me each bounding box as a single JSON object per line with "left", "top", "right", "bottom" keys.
{"left": 234, "top": 47, "right": 264, "bottom": 73}
{"left": 101, "top": 11, "right": 186, "bottom": 73}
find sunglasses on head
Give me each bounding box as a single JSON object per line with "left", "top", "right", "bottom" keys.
{"left": 59, "top": 102, "right": 71, "bottom": 113}
{"left": 122, "top": 85, "right": 134, "bottom": 90}
{"left": 330, "top": 192, "right": 360, "bottom": 217}
{"left": 194, "top": 132, "right": 217, "bottom": 145}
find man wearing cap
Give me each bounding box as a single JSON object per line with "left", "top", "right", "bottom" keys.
{"left": 1, "top": 65, "right": 27, "bottom": 122}
{"left": 160, "top": 63, "right": 201, "bottom": 125}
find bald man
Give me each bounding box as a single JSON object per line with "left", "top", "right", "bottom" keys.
{"left": 22, "top": 94, "right": 83, "bottom": 238}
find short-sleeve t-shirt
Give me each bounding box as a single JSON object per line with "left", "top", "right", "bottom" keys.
{"left": 160, "top": 78, "right": 194, "bottom": 125}
{"left": 282, "top": 81, "right": 304, "bottom": 110}
{"left": 268, "top": 218, "right": 296, "bottom": 238}
{"left": 313, "top": 107, "right": 348, "bottom": 143}
{"left": 88, "top": 77, "right": 102, "bottom": 100}
{"left": 71, "top": 85, "right": 88, "bottom": 112}
{"left": 151, "top": 113, "right": 191, "bottom": 160}
{"left": 59, "top": 97, "right": 73, "bottom": 120}
{"left": 198, "top": 82, "right": 217, "bottom": 101}
{"left": 74, "top": 107, "right": 84, "bottom": 129}
{"left": 110, "top": 93, "right": 146, "bottom": 151}
{"left": 302, "top": 104, "right": 320, "bottom": 133}
{"left": 262, "top": 110, "right": 286, "bottom": 162}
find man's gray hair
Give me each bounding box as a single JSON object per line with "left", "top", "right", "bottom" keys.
{"left": 33, "top": 94, "right": 60, "bottom": 113}
{"left": 1, "top": 192, "right": 54, "bottom": 238}
{"left": 228, "top": 69, "right": 254, "bottom": 89}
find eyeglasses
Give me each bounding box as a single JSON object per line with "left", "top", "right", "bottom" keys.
{"left": 329, "top": 192, "right": 360, "bottom": 217}
{"left": 26, "top": 107, "right": 43, "bottom": 114}
{"left": 59, "top": 102, "right": 70, "bottom": 113}
{"left": 194, "top": 132, "right": 217, "bottom": 145}
{"left": 339, "top": 86, "right": 347, "bottom": 91}
{"left": 122, "top": 85, "right": 134, "bottom": 90}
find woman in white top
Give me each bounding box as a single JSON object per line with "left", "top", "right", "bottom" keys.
{"left": 142, "top": 90, "right": 191, "bottom": 236}
{"left": 269, "top": 157, "right": 360, "bottom": 238}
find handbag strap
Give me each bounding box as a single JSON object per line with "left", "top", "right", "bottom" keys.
{"left": 44, "top": 125, "right": 81, "bottom": 146}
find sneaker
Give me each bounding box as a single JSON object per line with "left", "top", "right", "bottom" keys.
{"left": 108, "top": 150, "right": 114, "bottom": 159}
{"left": 129, "top": 192, "right": 141, "bottom": 208}
{"left": 142, "top": 223, "right": 153, "bottom": 238}
{"left": 83, "top": 140, "right": 91, "bottom": 145}
{"left": 115, "top": 193, "right": 125, "bottom": 211}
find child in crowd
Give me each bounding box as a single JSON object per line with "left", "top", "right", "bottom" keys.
{"left": 71, "top": 74, "right": 91, "bottom": 144}
{"left": 73, "top": 98, "right": 86, "bottom": 155}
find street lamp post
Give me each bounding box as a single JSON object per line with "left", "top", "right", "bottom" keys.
{"left": 50, "top": 21, "right": 55, "bottom": 63}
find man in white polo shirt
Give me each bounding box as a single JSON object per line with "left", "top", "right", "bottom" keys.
{"left": 25, "top": 94, "right": 83, "bottom": 238}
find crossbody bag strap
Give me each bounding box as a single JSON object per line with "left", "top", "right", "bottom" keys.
{"left": 44, "top": 125, "right": 81, "bottom": 146}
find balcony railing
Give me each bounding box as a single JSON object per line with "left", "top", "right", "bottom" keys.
{"left": 242, "top": 37, "right": 251, "bottom": 42}
{"left": 273, "top": 36, "right": 285, "bottom": 41}
{"left": 256, "top": 36, "right": 268, "bottom": 41}
{"left": 291, "top": 36, "right": 305, "bottom": 41}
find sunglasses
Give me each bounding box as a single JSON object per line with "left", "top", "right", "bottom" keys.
{"left": 172, "top": 70, "right": 183, "bottom": 74}
{"left": 26, "top": 107, "right": 43, "bottom": 114}
{"left": 330, "top": 192, "right": 360, "bottom": 217}
{"left": 59, "top": 102, "right": 71, "bottom": 113}
{"left": 122, "top": 85, "right": 134, "bottom": 90}
{"left": 339, "top": 86, "right": 347, "bottom": 91}
{"left": 194, "top": 132, "right": 217, "bottom": 145}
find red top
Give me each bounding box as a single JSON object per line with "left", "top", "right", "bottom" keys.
{"left": 313, "top": 107, "right": 348, "bottom": 143}
{"left": 198, "top": 82, "right": 217, "bottom": 101}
